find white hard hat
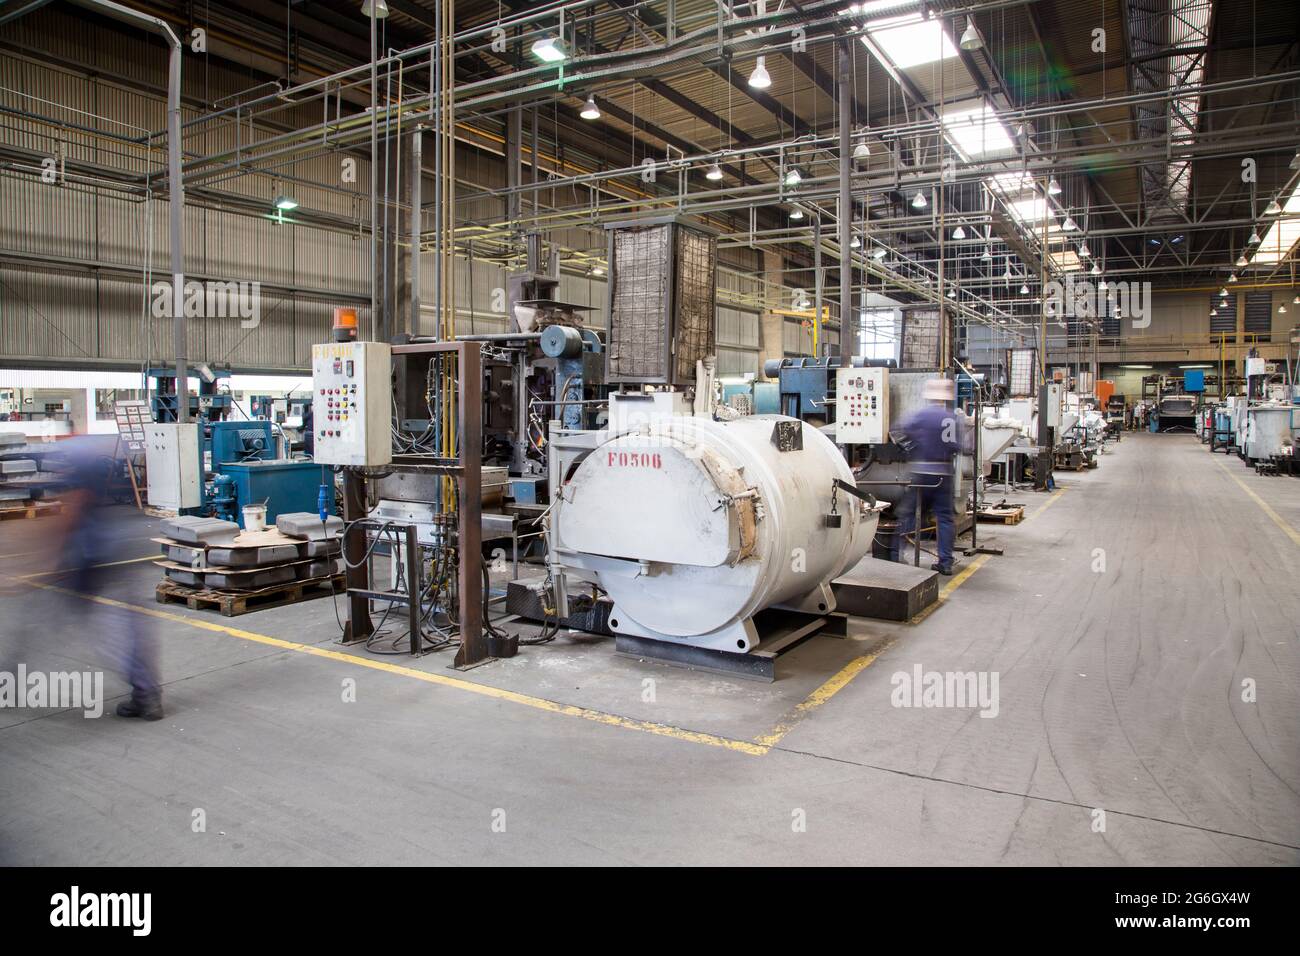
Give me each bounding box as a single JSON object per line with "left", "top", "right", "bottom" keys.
{"left": 923, "top": 378, "right": 956, "bottom": 401}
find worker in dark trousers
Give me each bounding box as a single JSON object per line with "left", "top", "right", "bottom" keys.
{"left": 892, "top": 378, "right": 961, "bottom": 575}
{"left": 54, "top": 435, "right": 163, "bottom": 719}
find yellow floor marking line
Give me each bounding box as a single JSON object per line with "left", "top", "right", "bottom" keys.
{"left": 1216, "top": 461, "right": 1300, "bottom": 547}
{"left": 909, "top": 487, "right": 1065, "bottom": 625}
{"left": 11, "top": 574, "right": 769, "bottom": 756}
{"left": 752, "top": 640, "right": 895, "bottom": 748}
{"left": 18, "top": 555, "right": 156, "bottom": 579}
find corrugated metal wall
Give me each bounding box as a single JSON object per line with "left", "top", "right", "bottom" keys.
{"left": 0, "top": 6, "right": 767, "bottom": 376}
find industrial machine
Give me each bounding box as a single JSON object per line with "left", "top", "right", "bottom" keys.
{"left": 548, "top": 406, "right": 881, "bottom": 654}
{"left": 1155, "top": 393, "right": 1197, "bottom": 432}
{"left": 147, "top": 364, "right": 231, "bottom": 423}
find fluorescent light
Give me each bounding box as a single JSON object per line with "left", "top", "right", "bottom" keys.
{"left": 580, "top": 95, "right": 600, "bottom": 120}
{"left": 959, "top": 17, "right": 982, "bottom": 51}
{"left": 1121, "top": 364, "right": 1153, "bottom": 370}
{"left": 863, "top": 13, "right": 958, "bottom": 71}
{"left": 911, "top": 189, "right": 927, "bottom": 209}
{"left": 705, "top": 163, "right": 723, "bottom": 181}
{"left": 531, "top": 36, "right": 566, "bottom": 62}
{"left": 749, "top": 56, "right": 771, "bottom": 89}
{"left": 941, "top": 103, "right": 1014, "bottom": 160}
{"left": 274, "top": 195, "right": 298, "bottom": 210}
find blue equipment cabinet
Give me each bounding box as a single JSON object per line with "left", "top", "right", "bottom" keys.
{"left": 219, "top": 460, "right": 329, "bottom": 526}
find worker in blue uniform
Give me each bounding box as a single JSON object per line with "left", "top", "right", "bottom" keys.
{"left": 892, "top": 378, "right": 962, "bottom": 575}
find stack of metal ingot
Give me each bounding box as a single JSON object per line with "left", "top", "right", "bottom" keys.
{"left": 0, "top": 431, "right": 64, "bottom": 514}
{"left": 154, "top": 512, "right": 344, "bottom": 592}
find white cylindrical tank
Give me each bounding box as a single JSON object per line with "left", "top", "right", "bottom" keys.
{"left": 553, "top": 415, "right": 878, "bottom": 652}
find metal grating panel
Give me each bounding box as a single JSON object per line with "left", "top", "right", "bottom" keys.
{"left": 1243, "top": 291, "right": 1272, "bottom": 342}
{"left": 901, "top": 310, "right": 941, "bottom": 368}
{"left": 673, "top": 226, "right": 716, "bottom": 382}
{"left": 1008, "top": 347, "right": 1037, "bottom": 397}
{"left": 608, "top": 225, "right": 670, "bottom": 381}
{"left": 1210, "top": 293, "right": 1237, "bottom": 339}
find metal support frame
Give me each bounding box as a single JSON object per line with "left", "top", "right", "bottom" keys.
{"left": 341, "top": 340, "right": 486, "bottom": 668}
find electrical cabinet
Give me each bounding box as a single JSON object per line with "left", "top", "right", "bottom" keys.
{"left": 311, "top": 341, "right": 392, "bottom": 467}
{"left": 145, "top": 422, "right": 202, "bottom": 510}
{"left": 835, "top": 367, "right": 889, "bottom": 444}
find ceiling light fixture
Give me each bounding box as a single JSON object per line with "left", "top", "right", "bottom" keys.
{"left": 1248, "top": 229, "right": 1261, "bottom": 245}
{"left": 872, "top": 246, "right": 887, "bottom": 260}
{"left": 789, "top": 207, "right": 804, "bottom": 220}
{"left": 274, "top": 195, "right": 298, "bottom": 211}
{"left": 749, "top": 56, "right": 772, "bottom": 89}
{"left": 580, "top": 95, "right": 600, "bottom": 120}
{"left": 1265, "top": 199, "right": 1282, "bottom": 216}
{"left": 1047, "top": 176, "right": 1062, "bottom": 196}
{"left": 959, "top": 16, "right": 983, "bottom": 51}
{"left": 911, "top": 189, "right": 928, "bottom": 209}
{"left": 1061, "top": 216, "right": 1078, "bottom": 231}
{"left": 1078, "top": 242, "right": 1090, "bottom": 258}
{"left": 1228, "top": 272, "right": 1238, "bottom": 282}
{"left": 705, "top": 163, "right": 723, "bottom": 181}
{"left": 1237, "top": 254, "right": 1248, "bottom": 267}
{"left": 361, "top": 0, "right": 389, "bottom": 17}
{"left": 953, "top": 225, "right": 966, "bottom": 240}
{"left": 1020, "top": 283, "right": 1030, "bottom": 295}
{"left": 784, "top": 166, "right": 803, "bottom": 187}
{"left": 849, "top": 235, "right": 861, "bottom": 249}
{"left": 530, "top": 36, "right": 566, "bottom": 62}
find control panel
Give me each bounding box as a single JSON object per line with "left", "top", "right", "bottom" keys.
{"left": 311, "top": 341, "right": 392, "bottom": 467}
{"left": 835, "top": 366, "right": 889, "bottom": 444}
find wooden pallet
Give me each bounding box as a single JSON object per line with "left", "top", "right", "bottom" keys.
{"left": 156, "top": 574, "right": 344, "bottom": 617}
{"left": 976, "top": 505, "right": 1024, "bottom": 525}
{"left": 0, "top": 499, "right": 63, "bottom": 520}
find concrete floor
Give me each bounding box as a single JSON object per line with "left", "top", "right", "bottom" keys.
{"left": 0, "top": 433, "right": 1296, "bottom": 865}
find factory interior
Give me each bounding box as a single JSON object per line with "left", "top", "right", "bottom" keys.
{"left": 0, "top": 0, "right": 1298, "bottom": 879}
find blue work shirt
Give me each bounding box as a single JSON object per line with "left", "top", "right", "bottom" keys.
{"left": 898, "top": 403, "right": 962, "bottom": 475}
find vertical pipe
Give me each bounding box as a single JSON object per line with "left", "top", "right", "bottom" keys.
{"left": 837, "top": 41, "right": 852, "bottom": 367}
{"left": 409, "top": 127, "right": 423, "bottom": 336}
{"left": 813, "top": 216, "right": 823, "bottom": 357}
{"left": 167, "top": 39, "right": 186, "bottom": 422}
{"left": 369, "top": 6, "right": 378, "bottom": 341}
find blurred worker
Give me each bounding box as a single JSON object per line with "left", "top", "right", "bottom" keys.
{"left": 892, "top": 378, "right": 961, "bottom": 575}
{"left": 54, "top": 434, "right": 163, "bottom": 719}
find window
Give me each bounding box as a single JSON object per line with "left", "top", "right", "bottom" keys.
{"left": 862, "top": 13, "right": 958, "bottom": 71}
{"left": 858, "top": 309, "right": 898, "bottom": 362}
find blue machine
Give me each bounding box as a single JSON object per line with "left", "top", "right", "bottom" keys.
{"left": 1184, "top": 369, "right": 1205, "bottom": 393}
{"left": 720, "top": 381, "right": 780, "bottom": 415}
{"left": 764, "top": 356, "right": 893, "bottom": 420}
{"left": 147, "top": 365, "right": 232, "bottom": 423}
{"left": 219, "top": 460, "right": 329, "bottom": 527}
{"left": 210, "top": 420, "right": 274, "bottom": 466}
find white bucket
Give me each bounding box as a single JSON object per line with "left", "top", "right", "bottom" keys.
{"left": 242, "top": 504, "right": 268, "bottom": 532}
